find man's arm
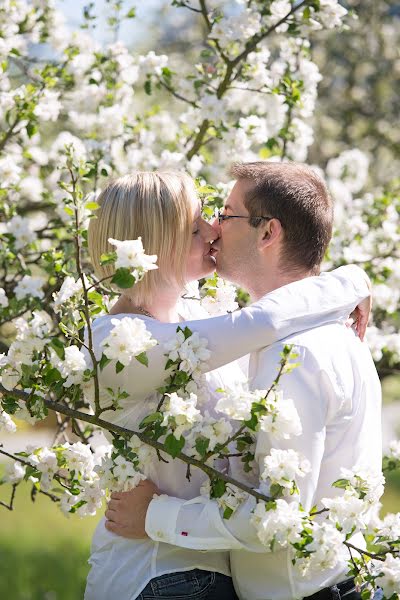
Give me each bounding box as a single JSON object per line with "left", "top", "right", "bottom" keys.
{"left": 106, "top": 347, "right": 336, "bottom": 552}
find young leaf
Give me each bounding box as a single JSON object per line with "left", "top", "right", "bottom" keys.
{"left": 164, "top": 433, "right": 185, "bottom": 458}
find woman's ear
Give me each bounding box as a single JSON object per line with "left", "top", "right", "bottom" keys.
{"left": 258, "top": 218, "right": 283, "bottom": 250}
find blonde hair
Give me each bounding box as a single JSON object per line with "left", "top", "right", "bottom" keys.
{"left": 88, "top": 171, "right": 197, "bottom": 305}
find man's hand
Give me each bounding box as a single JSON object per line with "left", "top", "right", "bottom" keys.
{"left": 105, "top": 479, "right": 159, "bottom": 539}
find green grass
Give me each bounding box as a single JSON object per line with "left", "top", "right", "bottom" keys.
{"left": 0, "top": 479, "right": 101, "bottom": 600}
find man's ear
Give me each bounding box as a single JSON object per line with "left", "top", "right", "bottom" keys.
{"left": 258, "top": 218, "right": 282, "bottom": 251}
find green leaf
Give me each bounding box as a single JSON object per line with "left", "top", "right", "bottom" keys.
{"left": 332, "top": 478, "right": 349, "bottom": 489}
{"left": 99, "top": 354, "right": 112, "bottom": 371}
{"left": 210, "top": 478, "right": 226, "bottom": 498}
{"left": 115, "top": 361, "right": 125, "bottom": 374}
{"left": 223, "top": 507, "right": 234, "bottom": 519}
{"left": 111, "top": 268, "right": 135, "bottom": 289}
{"left": 50, "top": 338, "right": 65, "bottom": 360}
{"left": 135, "top": 352, "right": 149, "bottom": 367}
{"left": 85, "top": 202, "right": 100, "bottom": 211}
{"left": 195, "top": 436, "right": 210, "bottom": 457}
{"left": 100, "top": 251, "right": 117, "bottom": 265}
{"left": 144, "top": 79, "right": 152, "bottom": 95}
{"left": 164, "top": 434, "right": 185, "bottom": 458}
{"left": 126, "top": 7, "right": 136, "bottom": 18}
{"left": 139, "top": 412, "right": 163, "bottom": 428}
{"left": 44, "top": 367, "right": 62, "bottom": 384}
{"left": 27, "top": 121, "right": 38, "bottom": 138}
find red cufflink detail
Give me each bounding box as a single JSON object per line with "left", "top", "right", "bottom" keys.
{"left": 181, "top": 531, "right": 188, "bottom": 536}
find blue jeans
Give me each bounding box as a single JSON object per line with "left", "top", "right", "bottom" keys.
{"left": 136, "top": 569, "right": 238, "bottom": 600}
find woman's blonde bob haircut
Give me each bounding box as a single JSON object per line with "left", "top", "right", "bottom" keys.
{"left": 88, "top": 171, "right": 197, "bottom": 305}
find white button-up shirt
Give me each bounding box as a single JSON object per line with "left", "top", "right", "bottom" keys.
{"left": 84, "top": 266, "right": 370, "bottom": 600}
{"left": 145, "top": 296, "right": 381, "bottom": 600}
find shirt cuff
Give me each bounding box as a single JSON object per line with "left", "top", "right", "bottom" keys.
{"left": 145, "top": 494, "right": 185, "bottom": 544}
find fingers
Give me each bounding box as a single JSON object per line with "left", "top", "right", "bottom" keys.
{"left": 105, "top": 519, "right": 127, "bottom": 536}
{"left": 107, "top": 499, "right": 120, "bottom": 511}
{"left": 357, "top": 312, "right": 367, "bottom": 342}
{"left": 105, "top": 508, "right": 118, "bottom": 522}
{"left": 111, "top": 492, "right": 123, "bottom": 500}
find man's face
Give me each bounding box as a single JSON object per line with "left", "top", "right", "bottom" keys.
{"left": 211, "top": 179, "right": 260, "bottom": 286}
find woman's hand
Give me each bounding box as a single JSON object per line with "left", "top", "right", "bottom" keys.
{"left": 347, "top": 278, "right": 372, "bottom": 341}
{"left": 105, "top": 479, "right": 160, "bottom": 539}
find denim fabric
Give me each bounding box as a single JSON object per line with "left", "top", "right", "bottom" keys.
{"left": 136, "top": 569, "right": 238, "bottom": 600}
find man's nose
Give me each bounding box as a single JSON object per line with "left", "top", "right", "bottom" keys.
{"left": 210, "top": 217, "right": 221, "bottom": 239}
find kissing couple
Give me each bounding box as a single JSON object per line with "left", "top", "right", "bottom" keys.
{"left": 84, "top": 161, "right": 380, "bottom": 600}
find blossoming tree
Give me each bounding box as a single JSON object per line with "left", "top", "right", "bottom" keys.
{"left": 0, "top": 1, "right": 399, "bottom": 597}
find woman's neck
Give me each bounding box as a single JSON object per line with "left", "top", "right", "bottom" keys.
{"left": 110, "top": 286, "right": 182, "bottom": 323}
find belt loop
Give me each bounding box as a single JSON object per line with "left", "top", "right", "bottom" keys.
{"left": 331, "top": 584, "right": 341, "bottom": 600}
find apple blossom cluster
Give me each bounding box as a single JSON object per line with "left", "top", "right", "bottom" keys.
{"left": 107, "top": 237, "right": 158, "bottom": 282}
{"left": 100, "top": 316, "right": 158, "bottom": 368}
{"left": 201, "top": 479, "right": 248, "bottom": 519}
{"left": 164, "top": 327, "right": 211, "bottom": 382}
{"left": 200, "top": 275, "right": 239, "bottom": 316}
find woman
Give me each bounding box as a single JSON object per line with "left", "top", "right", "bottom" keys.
{"left": 85, "top": 171, "right": 370, "bottom": 600}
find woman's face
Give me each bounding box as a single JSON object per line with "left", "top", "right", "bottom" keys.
{"left": 184, "top": 201, "right": 219, "bottom": 282}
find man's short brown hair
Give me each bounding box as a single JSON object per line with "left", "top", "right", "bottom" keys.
{"left": 229, "top": 161, "right": 333, "bottom": 274}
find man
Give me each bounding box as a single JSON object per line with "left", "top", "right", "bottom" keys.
{"left": 105, "top": 162, "right": 381, "bottom": 600}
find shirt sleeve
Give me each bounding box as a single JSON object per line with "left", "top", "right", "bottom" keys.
{"left": 95, "top": 265, "right": 369, "bottom": 401}
{"left": 145, "top": 348, "right": 341, "bottom": 552}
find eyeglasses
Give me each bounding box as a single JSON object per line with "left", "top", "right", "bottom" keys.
{"left": 216, "top": 210, "right": 273, "bottom": 225}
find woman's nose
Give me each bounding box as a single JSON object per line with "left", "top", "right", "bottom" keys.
{"left": 210, "top": 217, "right": 221, "bottom": 239}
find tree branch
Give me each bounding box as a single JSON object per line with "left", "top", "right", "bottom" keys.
{"left": 0, "top": 384, "right": 272, "bottom": 504}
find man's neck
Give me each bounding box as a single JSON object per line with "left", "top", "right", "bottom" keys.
{"left": 249, "top": 269, "right": 313, "bottom": 302}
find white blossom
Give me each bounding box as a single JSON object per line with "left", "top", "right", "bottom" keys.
{"left": 162, "top": 392, "right": 202, "bottom": 439}
{"left": 327, "top": 149, "right": 369, "bottom": 193}
{"left": 62, "top": 442, "right": 94, "bottom": 477}
{"left": 101, "top": 316, "right": 157, "bottom": 366}
{"left": 14, "top": 275, "right": 44, "bottom": 300}
{"left": 296, "top": 521, "right": 346, "bottom": 577}
{"left": 55, "top": 345, "right": 89, "bottom": 387}
{"left": 387, "top": 440, "right": 400, "bottom": 461}
{"left": 376, "top": 512, "right": 400, "bottom": 542}
{"left": 259, "top": 395, "right": 302, "bottom": 440}
{"left": 373, "top": 554, "right": 400, "bottom": 599}
{"left": 164, "top": 330, "right": 210, "bottom": 378}
{"left": 33, "top": 90, "right": 62, "bottom": 122}
{"left": 6, "top": 215, "right": 37, "bottom": 249}
{"left": 251, "top": 499, "right": 305, "bottom": 550}
{"left": 215, "top": 385, "right": 264, "bottom": 421}
{"left": 108, "top": 237, "right": 158, "bottom": 277}
{"left": 139, "top": 51, "right": 168, "bottom": 76}
{"left": 0, "top": 408, "right": 17, "bottom": 433}
{"left": 112, "top": 455, "right": 146, "bottom": 491}
{"left": 3, "top": 461, "right": 26, "bottom": 483}
{"left": 53, "top": 276, "right": 83, "bottom": 310}
{"left": 340, "top": 465, "right": 385, "bottom": 504}
{"left": 262, "top": 448, "right": 311, "bottom": 491}
{"left": 322, "top": 490, "right": 369, "bottom": 534}
{"left": 201, "top": 278, "right": 239, "bottom": 316}
{"left": 0, "top": 287, "right": 8, "bottom": 307}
